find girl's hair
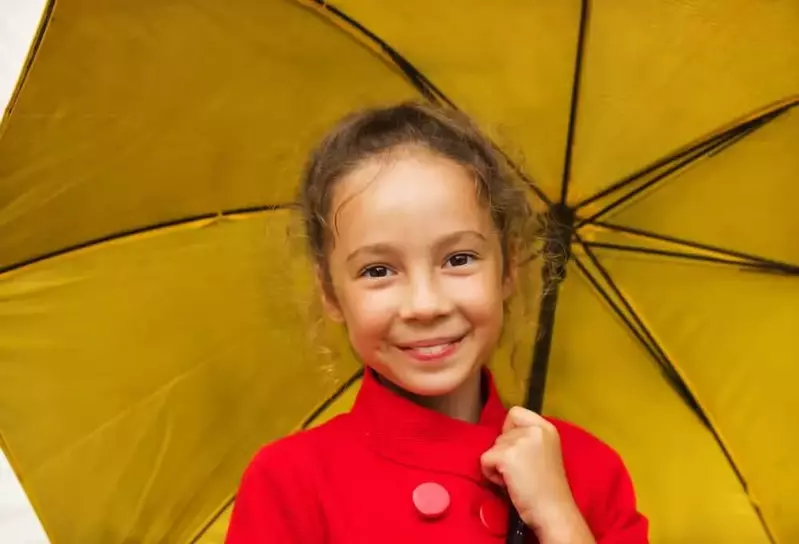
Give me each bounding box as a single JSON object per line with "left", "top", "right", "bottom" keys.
{"left": 298, "top": 101, "right": 542, "bottom": 283}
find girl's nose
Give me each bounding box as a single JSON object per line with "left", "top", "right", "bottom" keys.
{"left": 399, "top": 272, "right": 453, "bottom": 322}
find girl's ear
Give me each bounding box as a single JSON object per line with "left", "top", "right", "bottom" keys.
{"left": 316, "top": 265, "right": 344, "bottom": 323}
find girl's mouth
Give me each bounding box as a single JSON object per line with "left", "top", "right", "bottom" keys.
{"left": 398, "top": 335, "right": 466, "bottom": 362}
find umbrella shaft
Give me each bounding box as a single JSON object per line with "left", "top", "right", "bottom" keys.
{"left": 506, "top": 518, "right": 528, "bottom": 543}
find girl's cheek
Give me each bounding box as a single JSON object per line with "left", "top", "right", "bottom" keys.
{"left": 348, "top": 287, "right": 397, "bottom": 326}
{"left": 446, "top": 275, "right": 503, "bottom": 314}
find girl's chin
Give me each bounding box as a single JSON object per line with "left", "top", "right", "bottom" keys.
{"left": 378, "top": 364, "right": 479, "bottom": 398}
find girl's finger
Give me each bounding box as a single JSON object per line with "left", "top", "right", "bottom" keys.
{"left": 493, "top": 427, "right": 529, "bottom": 446}
{"left": 480, "top": 448, "right": 507, "bottom": 487}
{"left": 503, "top": 406, "right": 554, "bottom": 432}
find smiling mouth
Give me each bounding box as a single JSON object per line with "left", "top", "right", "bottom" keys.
{"left": 396, "top": 335, "right": 466, "bottom": 362}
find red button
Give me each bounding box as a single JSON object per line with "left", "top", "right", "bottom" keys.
{"left": 479, "top": 493, "right": 509, "bottom": 536}
{"left": 412, "top": 482, "right": 450, "bottom": 519}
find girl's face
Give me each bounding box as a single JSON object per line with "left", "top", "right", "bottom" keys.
{"left": 322, "top": 148, "right": 513, "bottom": 398}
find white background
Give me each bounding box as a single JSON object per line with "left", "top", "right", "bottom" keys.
{"left": 1, "top": 1, "right": 51, "bottom": 542}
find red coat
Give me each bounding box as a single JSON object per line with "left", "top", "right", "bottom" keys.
{"left": 226, "top": 368, "right": 648, "bottom": 543}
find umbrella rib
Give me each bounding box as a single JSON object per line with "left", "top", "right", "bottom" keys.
{"left": 574, "top": 120, "right": 765, "bottom": 229}
{"left": 558, "top": 0, "right": 589, "bottom": 205}
{"left": 310, "top": 1, "right": 440, "bottom": 103}
{"left": 0, "top": 203, "right": 294, "bottom": 277}
{"left": 573, "top": 99, "right": 796, "bottom": 212}
{"left": 573, "top": 235, "right": 709, "bottom": 424}
{"left": 587, "top": 220, "right": 799, "bottom": 274}
{"left": 306, "top": 0, "right": 552, "bottom": 207}
{"left": 301, "top": 367, "right": 366, "bottom": 430}
{"left": 583, "top": 241, "right": 799, "bottom": 275}
{"left": 572, "top": 252, "right": 776, "bottom": 544}
{"left": 1, "top": 0, "right": 55, "bottom": 122}
{"left": 501, "top": 150, "right": 553, "bottom": 207}
{"left": 571, "top": 256, "right": 666, "bottom": 379}
{"left": 189, "top": 367, "right": 367, "bottom": 544}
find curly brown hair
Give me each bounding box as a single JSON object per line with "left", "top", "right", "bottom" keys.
{"left": 298, "top": 101, "right": 542, "bottom": 288}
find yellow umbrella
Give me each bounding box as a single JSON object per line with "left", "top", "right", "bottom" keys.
{"left": 1, "top": 1, "right": 797, "bottom": 542}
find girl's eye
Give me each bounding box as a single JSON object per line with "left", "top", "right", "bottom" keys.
{"left": 446, "top": 253, "right": 475, "bottom": 268}
{"left": 361, "top": 265, "right": 393, "bottom": 279}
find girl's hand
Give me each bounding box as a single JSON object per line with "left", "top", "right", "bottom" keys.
{"left": 480, "top": 406, "right": 596, "bottom": 544}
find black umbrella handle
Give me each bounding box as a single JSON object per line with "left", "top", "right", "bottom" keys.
{"left": 506, "top": 515, "right": 528, "bottom": 543}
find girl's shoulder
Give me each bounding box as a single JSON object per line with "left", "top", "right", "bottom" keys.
{"left": 243, "top": 412, "right": 355, "bottom": 475}
{"left": 545, "top": 416, "right": 626, "bottom": 464}
{"left": 544, "top": 416, "right": 647, "bottom": 537}
{"left": 226, "top": 415, "right": 357, "bottom": 542}
{"left": 544, "top": 415, "right": 638, "bottom": 494}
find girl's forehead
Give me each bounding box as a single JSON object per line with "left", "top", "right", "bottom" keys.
{"left": 334, "top": 152, "right": 478, "bottom": 211}
{"left": 329, "top": 151, "right": 495, "bottom": 243}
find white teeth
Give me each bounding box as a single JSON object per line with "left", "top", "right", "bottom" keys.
{"left": 412, "top": 343, "right": 451, "bottom": 355}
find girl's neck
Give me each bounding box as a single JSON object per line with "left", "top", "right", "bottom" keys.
{"left": 378, "top": 367, "right": 485, "bottom": 424}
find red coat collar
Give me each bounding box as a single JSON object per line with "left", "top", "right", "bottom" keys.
{"left": 349, "top": 367, "right": 508, "bottom": 484}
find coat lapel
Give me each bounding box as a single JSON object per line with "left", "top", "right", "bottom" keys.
{"left": 349, "top": 367, "right": 507, "bottom": 484}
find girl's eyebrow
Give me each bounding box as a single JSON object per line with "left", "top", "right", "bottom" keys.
{"left": 346, "top": 243, "right": 397, "bottom": 265}
{"left": 438, "top": 230, "right": 488, "bottom": 247}
{"left": 345, "top": 230, "right": 487, "bottom": 264}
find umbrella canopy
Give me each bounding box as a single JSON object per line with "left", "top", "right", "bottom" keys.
{"left": 1, "top": 1, "right": 797, "bottom": 542}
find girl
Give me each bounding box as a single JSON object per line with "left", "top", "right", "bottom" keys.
{"left": 226, "top": 102, "right": 648, "bottom": 543}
